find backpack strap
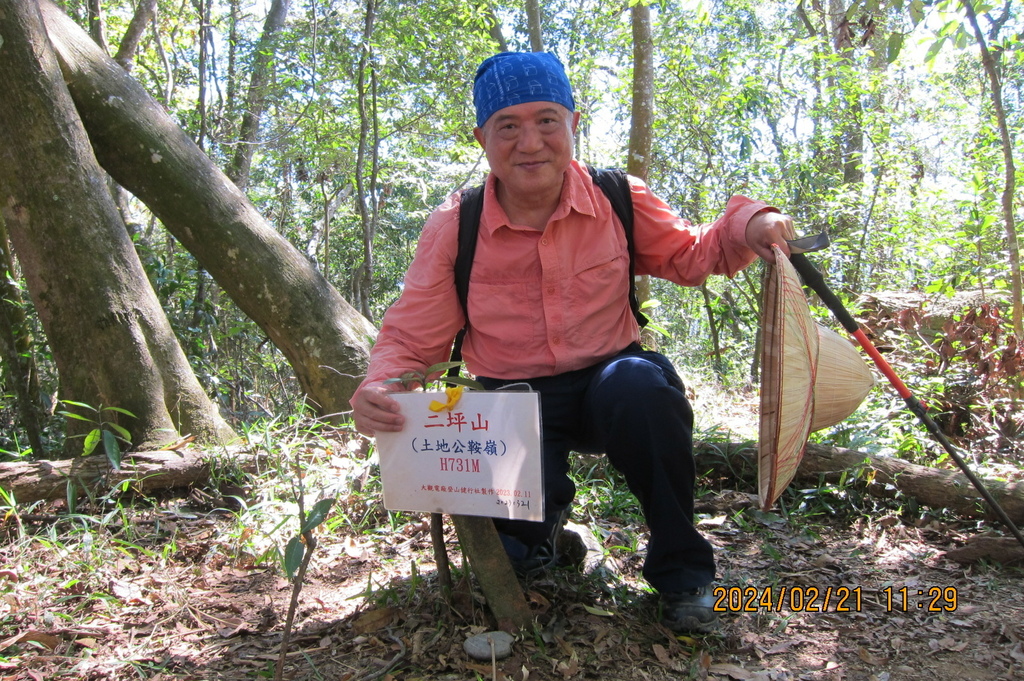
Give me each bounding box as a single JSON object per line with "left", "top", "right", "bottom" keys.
{"left": 448, "top": 167, "right": 646, "bottom": 376}
{"left": 586, "top": 166, "right": 648, "bottom": 329}
{"left": 448, "top": 184, "right": 485, "bottom": 377}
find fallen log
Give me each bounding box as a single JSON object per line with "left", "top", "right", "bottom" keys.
{"left": 694, "top": 441, "right": 1024, "bottom": 525}
{"left": 3, "top": 442, "right": 1023, "bottom": 527}
{"left": 0, "top": 446, "right": 252, "bottom": 504}
{"left": 943, "top": 536, "right": 1024, "bottom": 566}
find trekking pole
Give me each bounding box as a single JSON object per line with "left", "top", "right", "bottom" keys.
{"left": 786, "top": 247, "right": 1024, "bottom": 551}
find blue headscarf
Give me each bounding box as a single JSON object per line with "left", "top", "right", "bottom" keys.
{"left": 473, "top": 52, "right": 576, "bottom": 128}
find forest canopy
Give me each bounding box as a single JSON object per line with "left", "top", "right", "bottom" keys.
{"left": 0, "top": 0, "right": 1021, "bottom": 464}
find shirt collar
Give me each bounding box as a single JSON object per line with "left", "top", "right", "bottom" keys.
{"left": 480, "top": 160, "right": 598, "bottom": 234}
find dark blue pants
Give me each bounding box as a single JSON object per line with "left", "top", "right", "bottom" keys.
{"left": 479, "top": 344, "right": 715, "bottom": 593}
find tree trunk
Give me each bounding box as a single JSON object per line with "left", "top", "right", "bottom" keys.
{"left": 485, "top": 4, "right": 508, "bottom": 52}
{"left": 700, "top": 283, "right": 724, "bottom": 376}
{"left": 0, "top": 216, "right": 45, "bottom": 457}
{"left": 38, "top": 0, "right": 378, "bottom": 417}
{"left": 943, "top": 536, "right": 1024, "bottom": 566}
{"left": 451, "top": 516, "right": 532, "bottom": 631}
{"left": 0, "top": 0, "right": 234, "bottom": 453}
{"left": 962, "top": 0, "right": 1023, "bottom": 338}
{"left": 86, "top": 0, "right": 108, "bottom": 54}
{"left": 194, "top": 0, "right": 211, "bottom": 150}
{"left": 351, "top": 0, "right": 380, "bottom": 321}
{"left": 225, "top": 0, "right": 292, "bottom": 189}
{"left": 113, "top": 0, "right": 157, "bottom": 72}
{"left": 628, "top": 3, "right": 657, "bottom": 350}
{"left": 525, "top": 0, "right": 544, "bottom": 52}
{"left": 826, "top": 0, "right": 864, "bottom": 238}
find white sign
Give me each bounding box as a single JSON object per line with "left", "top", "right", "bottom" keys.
{"left": 374, "top": 390, "right": 543, "bottom": 521}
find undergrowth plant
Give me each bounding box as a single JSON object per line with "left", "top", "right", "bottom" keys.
{"left": 57, "top": 400, "right": 134, "bottom": 468}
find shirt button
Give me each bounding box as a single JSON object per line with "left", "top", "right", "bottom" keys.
{"left": 546, "top": 287, "right": 555, "bottom": 294}
{"left": 541, "top": 239, "right": 548, "bottom": 245}
{"left": 552, "top": 337, "right": 561, "bottom": 345}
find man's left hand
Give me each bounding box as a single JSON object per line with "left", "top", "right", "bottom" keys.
{"left": 745, "top": 210, "right": 795, "bottom": 263}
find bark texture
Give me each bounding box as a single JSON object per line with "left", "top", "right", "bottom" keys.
{"left": 451, "top": 515, "right": 532, "bottom": 631}
{"left": 0, "top": 447, "right": 236, "bottom": 503}
{"left": 0, "top": 0, "right": 233, "bottom": 453}
{"left": 39, "top": 0, "right": 377, "bottom": 417}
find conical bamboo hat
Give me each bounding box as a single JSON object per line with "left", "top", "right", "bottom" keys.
{"left": 758, "top": 245, "right": 874, "bottom": 510}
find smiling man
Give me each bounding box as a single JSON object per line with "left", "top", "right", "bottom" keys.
{"left": 351, "top": 51, "right": 794, "bottom": 633}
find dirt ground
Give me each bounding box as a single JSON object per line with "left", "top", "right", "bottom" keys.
{"left": 2, "top": 484, "right": 1022, "bottom": 681}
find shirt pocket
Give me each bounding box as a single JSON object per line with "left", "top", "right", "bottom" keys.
{"left": 467, "top": 278, "right": 544, "bottom": 355}
{"left": 566, "top": 253, "right": 631, "bottom": 337}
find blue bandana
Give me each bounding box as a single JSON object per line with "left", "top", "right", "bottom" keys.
{"left": 473, "top": 52, "right": 576, "bottom": 128}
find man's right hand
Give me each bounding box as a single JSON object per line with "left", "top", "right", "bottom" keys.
{"left": 350, "top": 381, "right": 406, "bottom": 437}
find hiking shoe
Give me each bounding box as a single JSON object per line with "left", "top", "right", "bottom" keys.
{"left": 499, "top": 507, "right": 570, "bottom": 577}
{"left": 510, "top": 539, "right": 558, "bottom": 577}
{"left": 660, "top": 587, "right": 720, "bottom": 633}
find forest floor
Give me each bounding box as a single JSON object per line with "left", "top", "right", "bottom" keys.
{"left": 2, "top": 467, "right": 1022, "bottom": 681}
{"left": 3, "top": 366, "right": 1024, "bottom": 681}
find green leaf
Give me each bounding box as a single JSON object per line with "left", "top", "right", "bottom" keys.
{"left": 886, "top": 32, "right": 904, "bottom": 63}
{"left": 908, "top": 0, "right": 925, "bottom": 26}
{"left": 82, "top": 429, "right": 101, "bottom": 456}
{"left": 60, "top": 400, "right": 98, "bottom": 412}
{"left": 441, "top": 376, "right": 485, "bottom": 390}
{"left": 66, "top": 480, "right": 77, "bottom": 515}
{"left": 424, "top": 361, "right": 464, "bottom": 375}
{"left": 103, "top": 430, "right": 121, "bottom": 469}
{"left": 844, "top": 0, "right": 863, "bottom": 22}
{"left": 644, "top": 320, "right": 672, "bottom": 339}
{"left": 300, "top": 498, "right": 336, "bottom": 534}
{"left": 60, "top": 412, "right": 94, "bottom": 423}
{"left": 285, "top": 536, "right": 305, "bottom": 579}
{"left": 103, "top": 406, "right": 136, "bottom": 418}
{"left": 924, "top": 37, "right": 946, "bottom": 64}
{"left": 106, "top": 423, "right": 132, "bottom": 442}
{"left": 954, "top": 27, "right": 970, "bottom": 50}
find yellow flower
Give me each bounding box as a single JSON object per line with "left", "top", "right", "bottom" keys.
{"left": 428, "top": 385, "right": 464, "bottom": 412}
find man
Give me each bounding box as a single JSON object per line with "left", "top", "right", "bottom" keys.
{"left": 351, "top": 51, "right": 793, "bottom": 633}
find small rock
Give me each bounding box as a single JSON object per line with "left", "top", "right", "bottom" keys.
{"left": 463, "top": 631, "right": 514, "bottom": 661}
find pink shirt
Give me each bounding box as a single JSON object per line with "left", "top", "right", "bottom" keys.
{"left": 358, "top": 161, "right": 770, "bottom": 387}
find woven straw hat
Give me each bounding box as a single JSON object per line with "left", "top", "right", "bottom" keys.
{"left": 758, "top": 244, "right": 874, "bottom": 510}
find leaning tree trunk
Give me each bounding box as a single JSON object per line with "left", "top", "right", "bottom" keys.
{"left": 0, "top": 0, "right": 234, "bottom": 454}
{"left": 38, "top": 0, "right": 377, "bottom": 417}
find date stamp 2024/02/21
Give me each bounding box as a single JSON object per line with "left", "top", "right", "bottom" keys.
{"left": 712, "top": 586, "right": 959, "bottom": 614}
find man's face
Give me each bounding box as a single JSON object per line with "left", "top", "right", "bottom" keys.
{"left": 473, "top": 101, "right": 581, "bottom": 202}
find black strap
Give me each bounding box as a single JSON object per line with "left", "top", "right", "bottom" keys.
{"left": 587, "top": 166, "right": 647, "bottom": 329}
{"left": 447, "top": 184, "right": 485, "bottom": 377}
{"left": 448, "top": 167, "right": 644, "bottom": 378}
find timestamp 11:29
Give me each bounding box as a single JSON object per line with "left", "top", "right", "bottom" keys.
{"left": 882, "top": 586, "right": 958, "bottom": 612}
